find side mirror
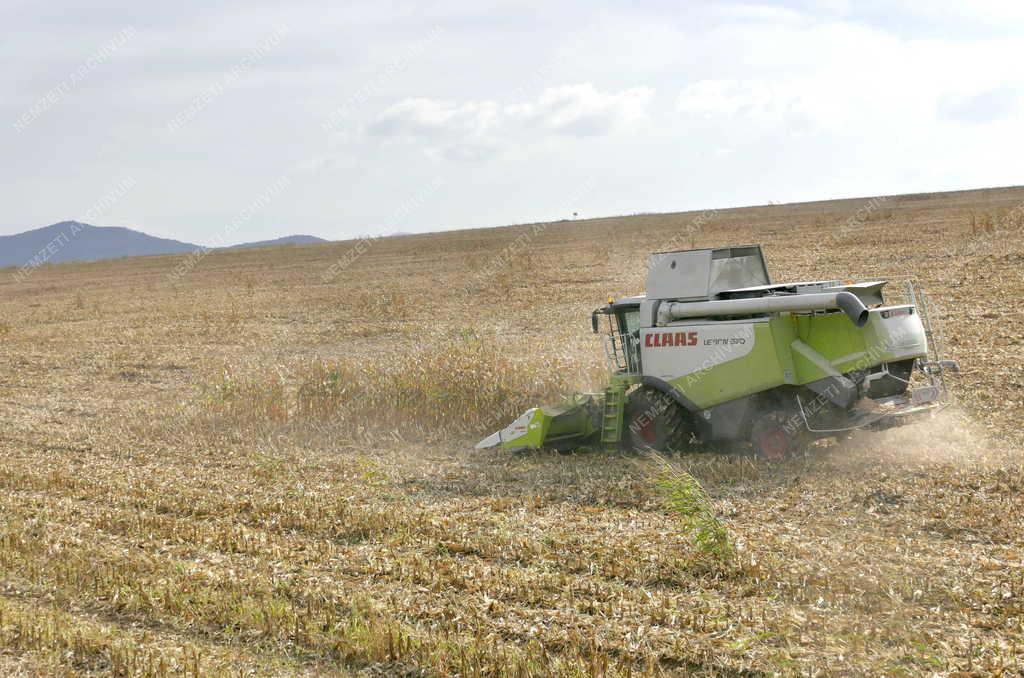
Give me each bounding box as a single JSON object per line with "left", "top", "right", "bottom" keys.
{"left": 591, "top": 310, "right": 600, "bottom": 334}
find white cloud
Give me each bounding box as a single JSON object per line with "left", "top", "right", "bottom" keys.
{"left": 675, "top": 17, "right": 1024, "bottom": 137}
{"left": 370, "top": 98, "right": 500, "bottom": 140}
{"left": 509, "top": 83, "right": 654, "bottom": 135}
{"left": 368, "top": 83, "right": 654, "bottom": 160}
{"left": 722, "top": 4, "right": 807, "bottom": 25}
{"left": 676, "top": 79, "right": 828, "bottom": 129}
{"left": 759, "top": 0, "right": 1024, "bottom": 32}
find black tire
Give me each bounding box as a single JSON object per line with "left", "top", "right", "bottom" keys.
{"left": 623, "top": 387, "right": 692, "bottom": 452}
{"left": 749, "top": 409, "right": 807, "bottom": 461}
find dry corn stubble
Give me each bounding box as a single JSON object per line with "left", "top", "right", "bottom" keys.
{"left": 0, "top": 186, "right": 1022, "bottom": 676}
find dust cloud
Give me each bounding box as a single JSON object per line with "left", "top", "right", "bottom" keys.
{"left": 836, "top": 407, "right": 1020, "bottom": 469}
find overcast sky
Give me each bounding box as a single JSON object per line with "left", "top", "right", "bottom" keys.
{"left": 2, "top": 1, "right": 1022, "bottom": 244}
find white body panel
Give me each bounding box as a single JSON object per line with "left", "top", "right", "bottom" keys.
{"left": 865, "top": 307, "right": 929, "bottom": 360}
{"left": 645, "top": 246, "right": 769, "bottom": 301}
{"left": 640, "top": 321, "right": 757, "bottom": 381}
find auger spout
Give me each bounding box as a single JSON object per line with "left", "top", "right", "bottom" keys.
{"left": 657, "top": 291, "right": 869, "bottom": 327}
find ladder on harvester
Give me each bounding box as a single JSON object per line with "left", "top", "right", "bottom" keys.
{"left": 601, "top": 384, "right": 626, "bottom": 445}
{"left": 905, "top": 280, "right": 953, "bottom": 399}
{"left": 906, "top": 282, "right": 938, "bottom": 361}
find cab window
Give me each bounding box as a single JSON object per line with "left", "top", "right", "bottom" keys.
{"left": 616, "top": 308, "right": 640, "bottom": 334}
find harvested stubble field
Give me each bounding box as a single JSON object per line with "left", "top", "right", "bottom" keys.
{"left": 0, "top": 185, "right": 1022, "bottom": 677}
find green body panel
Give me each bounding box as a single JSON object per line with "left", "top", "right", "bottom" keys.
{"left": 542, "top": 399, "right": 598, "bottom": 443}
{"left": 658, "top": 309, "right": 928, "bottom": 410}
{"left": 791, "top": 312, "right": 866, "bottom": 381}
{"left": 792, "top": 309, "right": 928, "bottom": 379}
{"left": 501, "top": 409, "right": 547, "bottom": 450}
{"left": 663, "top": 322, "right": 787, "bottom": 409}
{"left": 770, "top": 316, "right": 799, "bottom": 383}
{"left": 609, "top": 373, "right": 641, "bottom": 387}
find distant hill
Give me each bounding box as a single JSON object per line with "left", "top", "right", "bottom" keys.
{"left": 0, "top": 221, "right": 199, "bottom": 269}
{"left": 225, "top": 235, "right": 327, "bottom": 250}
{"left": 0, "top": 222, "right": 330, "bottom": 270}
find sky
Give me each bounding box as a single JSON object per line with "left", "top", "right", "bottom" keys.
{"left": 2, "top": 0, "right": 1022, "bottom": 244}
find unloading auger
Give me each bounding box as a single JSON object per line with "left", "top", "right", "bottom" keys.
{"left": 477, "top": 245, "right": 959, "bottom": 459}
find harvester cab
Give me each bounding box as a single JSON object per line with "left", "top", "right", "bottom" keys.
{"left": 592, "top": 297, "right": 643, "bottom": 375}
{"left": 478, "top": 245, "right": 959, "bottom": 459}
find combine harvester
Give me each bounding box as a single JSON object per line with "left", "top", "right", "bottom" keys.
{"left": 478, "top": 245, "right": 958, "bottom": 459}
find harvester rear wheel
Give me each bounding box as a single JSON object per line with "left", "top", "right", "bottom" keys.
{"left": 623, "top": 388, "right": 691, "bottom": 453}
{"left": 749, "top": 409, "right": 807, "bottom": 461}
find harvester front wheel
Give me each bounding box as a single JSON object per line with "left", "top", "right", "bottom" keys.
{"left": 749, "top": 410, "right": 806, "bottom": 461}
{"left": 623, "top": 388, "right": 691, "bottom": 453}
